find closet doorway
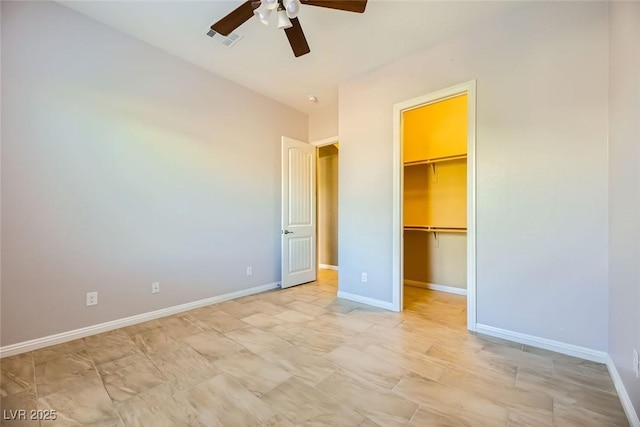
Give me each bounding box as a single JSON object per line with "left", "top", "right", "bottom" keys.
{"left": 317, "top": 143, "right": 339, "bottom": 271}
{"left": 314, "top": 137, "right": 339, "bottom": 290}
{"left": 391, "top": 81, "right": 477, "bottom": 331}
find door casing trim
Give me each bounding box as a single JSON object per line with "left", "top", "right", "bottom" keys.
{"left": 391, "top": 80, "right": 477, "bottom": 331}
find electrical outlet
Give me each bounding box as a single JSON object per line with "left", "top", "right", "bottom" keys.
{"left": 361, "top": 272, "right": 368, "bottom": 283}
{"left": 86, "top": 291, "right": 98, "bottom": 307}
{"left": 246, "top": 266, "right": 253, "bottom": 276}
{"left": 633, "top": 349, "right": 639, "bottom": 378}
{"left": 152, "top": 282, "right": 160, "bottom": 294}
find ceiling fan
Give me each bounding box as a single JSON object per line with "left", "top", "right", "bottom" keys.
{"left": 210, "top": 0, "right": 368, "bottom": 57}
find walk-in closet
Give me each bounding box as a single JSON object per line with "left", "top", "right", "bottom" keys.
{"left": 403, "top": 94, "right": 468, "bottom": 317}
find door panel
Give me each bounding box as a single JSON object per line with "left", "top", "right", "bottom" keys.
{"left": 288, "top": 236, "right": 313, "bottom": 273}
{"left": 281, "top": 137, "right": 316, "bottom": 288}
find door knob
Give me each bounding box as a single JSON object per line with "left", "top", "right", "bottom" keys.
{"left": 283, "top": 230, "right": 294, "bottom": 234}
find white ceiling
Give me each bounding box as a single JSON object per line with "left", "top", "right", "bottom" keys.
{"left": 59, "top": 1, "right": 525, "bottom": 114}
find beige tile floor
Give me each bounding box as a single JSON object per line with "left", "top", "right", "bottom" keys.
{"left": 0, "top": 270, "right": 630, "bottom": 426}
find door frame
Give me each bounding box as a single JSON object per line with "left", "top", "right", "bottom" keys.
{"left": 391, "top": 80, "right": 477, "bottom": 331}
{"left": 311, "top": 136, "right": 339, "bottom": 148}
{"left": 311, "top": 136, "right": 339, "bottom": 272}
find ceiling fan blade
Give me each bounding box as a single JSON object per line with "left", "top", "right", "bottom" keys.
{"left": 211, "top": 1, "right": 257, "bottom": 36}
{"left": 300, "top": 0, "right": 367, "bottom": 13}
{"left": 284, "top": 18, "right": 310, "bottom": 57}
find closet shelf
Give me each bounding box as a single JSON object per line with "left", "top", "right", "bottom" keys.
{"left": 404, "top": 154, "right": 467, "bottom": 167}
{"left": 404, "top": 225, "right": 467, "bottom": 233}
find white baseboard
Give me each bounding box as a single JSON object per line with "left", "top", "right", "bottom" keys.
{"left": 337, "top": 291, "right": 395, "bottom": 311}
{"left": 404, "top": 280, "right": 467, "bottom": 296}
{"left": 606, "top": 355, "right": 640, "bottom": 427}
{"left": 319, "top": 264, "right": 339, "bottom": 271}
{"left": 0, "top": 282, "right": 281, "bottom": 359}
{"left": 475, "top": 324, "right": 608, "bottom": 363}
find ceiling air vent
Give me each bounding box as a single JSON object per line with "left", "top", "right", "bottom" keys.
{"left": 206, "top": 29, "right": 243, "bottom": 48}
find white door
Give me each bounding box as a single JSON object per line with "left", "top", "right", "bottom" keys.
{"left": 281, "top": 136, "right": 317, "bottom": 288}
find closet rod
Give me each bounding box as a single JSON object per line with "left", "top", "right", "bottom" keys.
{"left": 404, "top": 154, "right": 467, "bottom": 167}
{"left": 404, "top": 226, "right": 467, "bottom": 233}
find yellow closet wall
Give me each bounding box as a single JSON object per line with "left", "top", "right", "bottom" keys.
{"left": 403, "top": 160, "right": 466, "bottom": 228}
{"left": 403, "top": 94, "right": 467, "bottom": 291}
{"left": 404, "top": 232, "right": 467, "bottom": 288}
{"left": 403, "top": 94, "right": 467, "bottom": 162}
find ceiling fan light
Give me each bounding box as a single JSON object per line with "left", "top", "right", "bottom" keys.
{"left": 262, "top": 0, "right": 279, "bottom": 10}
{"left": 283, "top": 0, "right": 301, "bottom": 18}
{"left": 253, "top": 4, "right": 272, "bottom": 25}
{"left": 276, "top": 9, "right": 293, "bottom": 30}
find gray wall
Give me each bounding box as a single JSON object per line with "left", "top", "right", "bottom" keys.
{"left": 338, "top": 2, "right": 609, "bottom": 351}
{"left": 608, "top": 1, "right": 640, "bottom": 415}
{"left": 1, "top": 1, "right": 307, "bottom": 346}
{"left": 309, "top": 104, "right": 338, "bottom": 143}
